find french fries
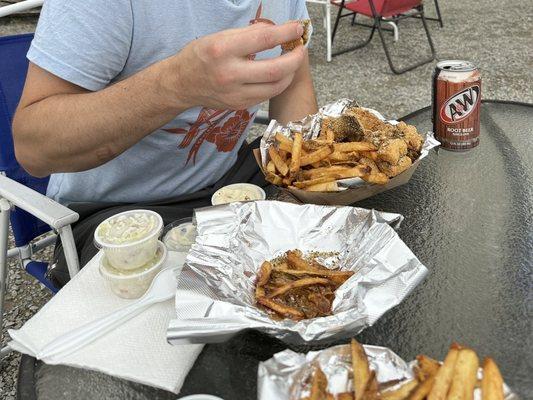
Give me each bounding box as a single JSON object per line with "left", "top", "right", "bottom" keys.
{"left": 298, "top": 341, "right": 507, "bottom": 400}
{"left": 481, "top": 358, "right": 504, "bottom": 400}
{"left": 268, "top": 146, "right": 289, "bottom": 176}
{"left": 262, "top": 105, "right": 425, "bottom": 192}
{"left": 351, "top": 339, "right": 370, "bottom": 400}
{"left": 306, "top": 182, "right": 340, "bottom": 192}
{"left": 255, "top": 250, "right": 354, "bottom": 321}
{"left": 447, "top": 348, "right": 479, "bottom": 400}
{"left": 275, "top": 133, "right": 294, "bottom": 153}
{"left": 428, "top": 343, "right": 460, "bottom": 400}
{"left": 381, "top": 380, "right": 418, "bottom": 400}
{"left": 334, "top": 142, "right": 377, "bottom": 152}
{"left": 290, "top": 132, "right": 303, "bottom": 177}
{"left": 415, "top": 355, "right": 441, "bottom": 381}
{"left": 310, "top": 365, "right": 329, "bottom": 400}
{"left": 293, "top": 166, "right": 370, "bottom": 189}
{"left": 300, "top": 146, "right": 334, "bottom": 166}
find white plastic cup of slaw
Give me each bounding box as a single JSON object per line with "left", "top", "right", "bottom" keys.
{"left": 99, "top": 240, "right": 168, "bottom": 299}
{"left": 94, "top": 209, "right": 164, "bottom": 270}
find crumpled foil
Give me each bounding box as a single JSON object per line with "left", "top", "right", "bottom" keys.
{"left": 260, "top": 98, "right": 441, "bottom": 189}
{"left": 167, "top": 201, "right": 428, "bottom": 345}
{"left": 258, "top": 345, "right": 519, "bottom": 400}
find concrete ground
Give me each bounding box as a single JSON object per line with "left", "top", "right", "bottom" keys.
{"left": 1, "top": 1, "right": 532, "bottom": 398}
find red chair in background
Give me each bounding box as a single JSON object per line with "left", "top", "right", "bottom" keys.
{"left": 331, "top": 0, "right": 436, "bottom": 74}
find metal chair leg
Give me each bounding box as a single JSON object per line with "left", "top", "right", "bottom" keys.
{"left": 326, "top": 0, "right": 332, "bottom": 62}
{"left": 0, "top": 199, "right": 11, "bottom": 359}
{"left": 332, "top": 23, "right": 376, "bottom": 57}
{"left": 434, "top": 0, "right": 444, "bottom": 27}
{"left": 351, "top": 13, "right": 357, "bottom": 25}
{"left": 385, "top": 20, "right": 399, "bottom": 42}
{"left": 331, "top": 0, "right": 346, "bottom": 44}
{"left": 376, "top": 8, "right": 436, "bottom": 74}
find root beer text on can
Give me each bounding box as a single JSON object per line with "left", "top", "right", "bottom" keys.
{"left": 432, "top": 60, "right": 481, "bottom": 151}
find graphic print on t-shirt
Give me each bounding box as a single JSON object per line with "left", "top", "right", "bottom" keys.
{"left": 163, "top": 1, "right": 270, "bottom": 165}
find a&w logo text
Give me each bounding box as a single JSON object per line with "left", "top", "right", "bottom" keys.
{"left": 439, "top": 85, "right": 480, "bottom": 124}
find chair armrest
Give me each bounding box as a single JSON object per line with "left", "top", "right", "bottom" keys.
{"left": 0, "top": 0, "right": 43, "bottom": 18}
{"left": 0, "top": 174, "right": 78, "bottom": 230}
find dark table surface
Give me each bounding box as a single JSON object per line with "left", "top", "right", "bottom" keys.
{"left": 18, "top": 100, "right": 533, "bottom": 400}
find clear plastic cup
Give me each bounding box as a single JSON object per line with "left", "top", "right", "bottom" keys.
{"left": 211, "top": 183, "right": 266, "bottom": 205}
{"left": 162, "top": 218, "right": 197, "bottom": 252}
{"left": 94, "top": 210, "right": 163, "bottom": 270}
{"left": 99, "top": 240, "right": 168, "bottom": 299}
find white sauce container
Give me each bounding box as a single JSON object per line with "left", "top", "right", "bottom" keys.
{"left": 94, "top": 210, "right": 163, "bottom": 270}
{"left": 99, "top": 241, "right": 167, "bottom": 299}
{"left": 211, "top": 183, "right": 266, "bottom": 206}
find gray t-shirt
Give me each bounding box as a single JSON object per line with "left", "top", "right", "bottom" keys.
{"left": 28, "top": 0, "right": 309, "bottom": 205}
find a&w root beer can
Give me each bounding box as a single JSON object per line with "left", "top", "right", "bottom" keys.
{"left": 432, "top": 60, "right": 481, "bottom": 151}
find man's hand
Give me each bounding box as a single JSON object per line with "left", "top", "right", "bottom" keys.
{"left": 169, "top": 22, "right": 306, "bottom": 111}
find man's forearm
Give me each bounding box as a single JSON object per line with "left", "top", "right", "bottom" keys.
{"left": 269, "top": 50, "right": 318, "bottom": 125}
{"left": 13, "top": 57, "right": 186, "bottom": 177}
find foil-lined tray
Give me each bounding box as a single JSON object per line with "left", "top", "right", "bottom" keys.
{"left": 167, "top": 201, "right": 428, "bottom": 345}
{"left": 255, "top": 99, "right": 440, "bottom": 205}
{"left": 258, "top": 345, "right": 519, "bottom": 400}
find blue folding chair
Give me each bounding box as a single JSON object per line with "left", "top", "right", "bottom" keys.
{"left": 0, "top": 33, "right": 80, "bottom": 358}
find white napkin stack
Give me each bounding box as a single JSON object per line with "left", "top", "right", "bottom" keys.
{"left": 8, "top": 251, "right": 203, "bottom": 394}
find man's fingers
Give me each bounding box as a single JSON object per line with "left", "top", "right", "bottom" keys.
{"left": 225, "top": 22, "right": 303, "bottom": 57}
{"left": 241, "top": 47, "right": 304, "bottom": 83}
{"left": 240, "top": 74, "right": 295, "bottom": 106}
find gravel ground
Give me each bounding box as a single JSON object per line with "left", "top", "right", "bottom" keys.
{"left": 1, "top": 1, "right": 531, "bottom": 398}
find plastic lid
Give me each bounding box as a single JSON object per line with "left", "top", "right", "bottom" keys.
{"left": 100, "top": 241, "right": 168, "bottom": 279}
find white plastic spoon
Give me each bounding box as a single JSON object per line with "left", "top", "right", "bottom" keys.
{"left": 37, "top": 267, "right": 178, "bottom": 361}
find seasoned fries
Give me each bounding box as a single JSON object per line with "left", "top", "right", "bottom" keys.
{"left": 298, "top": 341, "right": 507, "bottom": 400}
{"left": 263, "top": 106, "right": 424, "bottom": 192}
{"left": 290, "top": 132, "right": 304, "bottom": 177}
{"left": 268, "top": 146, "right": 289, "bottom": 176}
{"left": 254, "top": 250, "right": 354, "bottom": 321}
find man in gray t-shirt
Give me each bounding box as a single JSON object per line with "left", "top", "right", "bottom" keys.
{"left": 12, "top": 0, "right": 317, "bottom": 205}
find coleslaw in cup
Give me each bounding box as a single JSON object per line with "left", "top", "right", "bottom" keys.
{"left": 99, "top": 240, "right": 168, "bottom": 299}
{"left": 94, "top": 210, "right": 163, "bottom": 270}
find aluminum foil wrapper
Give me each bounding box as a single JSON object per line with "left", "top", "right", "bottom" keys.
{"left": 167, "top": 201, "right": 428, "bottom": 345}
{"left": 260, "top": 98, "right": 440, "bottom": 190}
{"left": 258, "top": 345, "right": 519, "bottom": 400}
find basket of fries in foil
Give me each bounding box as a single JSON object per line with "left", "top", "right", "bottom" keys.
{"left": 254, "top": 99, "right": 440, "bottom": 205}
{"left": 167, "top": 201, "right": 427, "bottom": 345}
{"left": 258, "top": 339, "right": 518, "bottom": 400}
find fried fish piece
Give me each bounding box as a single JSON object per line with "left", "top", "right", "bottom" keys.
{"left": 281, "top": 19, "right": 311, "bottom": 53}
{"left": 396, "top": 121, "right": 423, "bottom": 152}
{"left": 377, "top": 138, "right": 408, "bottom": 165}
{"left": 377, "top": 156, "right": 412, "bottom": 178}
{"left": 322, "top": 114, "right": 365, "bottom": 142}
{"left": 346, "top": 107, "right": 386, "bottom": 133}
